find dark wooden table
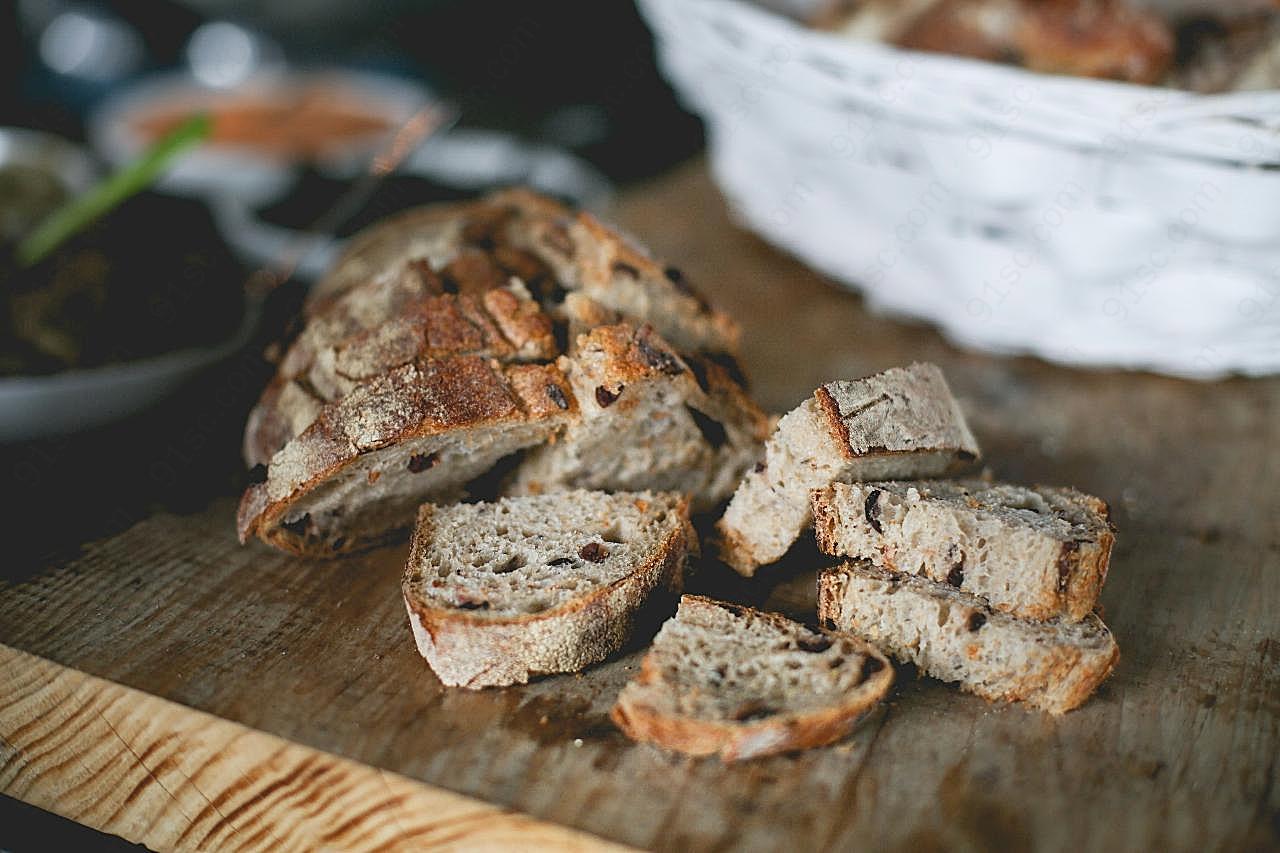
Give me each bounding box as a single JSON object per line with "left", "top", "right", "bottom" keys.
{"left": 2, "top": 162, "right": 1277, "bottom": 852}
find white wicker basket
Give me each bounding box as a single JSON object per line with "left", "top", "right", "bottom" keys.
{"left": 639, "top": 0, "right": 1280, "bottom": 377}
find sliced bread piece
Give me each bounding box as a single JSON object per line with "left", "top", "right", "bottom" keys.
{"left": 611, "top": 595, "right": 893, "bottom": 761}
{"left": 402, "top": 490, "right": 695, "bottom": 688}
{"left": 717, "top": 363, "right": 980, "bottom": 576}
{"left": 818, "top": 562, "right": 1119, "bottom": 715}
{"left": 812, "top": 480, "right": 1116, "bottom": 622}
{"left": 505, "top": 322, "right": 769, "bottom": 512}
{"left": 237, "top": 357, "right": 576, "bottom": 556}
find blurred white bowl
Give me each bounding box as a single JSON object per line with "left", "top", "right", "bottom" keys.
{"left": 0, "top": 296, "right": 257, "bottom": 442}
{"left": 89, "top": 69, "right": 436, "bottom": 205}
{"left": 212, "top": 128, "right": 613, "bottom": 281}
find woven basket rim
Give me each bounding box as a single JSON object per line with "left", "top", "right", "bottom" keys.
{"left": 644, "top": 0, "right": 1280, "bottom": 169}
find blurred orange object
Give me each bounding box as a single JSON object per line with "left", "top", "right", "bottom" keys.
{"left": 132, "top": 85, "right": 395, "bottom": 160}
{"left": 896, "top": 0, "right": 1174, "bottom": 84}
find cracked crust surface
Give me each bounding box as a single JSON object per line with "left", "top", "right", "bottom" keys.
{"left": 244, "top": 188, "right": 743, "bottom": 470}
{"left": 245, "top": 267, "right": 557, "bottom": 468}
{"left": 402, "top": 491, "right": 694, "bottom": 688}
{"left": 504, "top": 322, "right": 769, "bottom": 512}
{"left": 818, "top": 562, "right": 1118, "bottom": 715}
{"left": 237, "top": 357, "right": 576, "bottom": 556}
{"left": 611, "top": 595, "right": 894, "bottom": 761}
{"left": 718, "top": 363, "right": 981, "bottom": 576}
{"left": 813, "top": 480, "right": 1115, "bottom": 621}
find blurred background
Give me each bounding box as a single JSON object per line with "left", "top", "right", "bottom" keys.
{"left": 0, "top": 0, "right": 702, "bottom": 181}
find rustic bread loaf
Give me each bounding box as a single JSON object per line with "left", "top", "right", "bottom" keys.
{"left": 504, "top": 322, "right": 769, "bottom": 512}
{"left": 237, "top": 357, "right": 576, "bottom": 557}
{"left": 818, "top": 562, "right": 1118, "bottom": 714}
{"left": 812, "top": 480, "right": 1115, "bottom": 621}
{"left": 717, "top": 363, "right": 980, "bottom": 576}
{"left": 402, "top": 490, "right": 694, "bottom": 688}
{"left": 611, "top": 595, "right": 893, "bottom": 761}
{"left": 245, "top": 188, "right": 744, "bottom": 469}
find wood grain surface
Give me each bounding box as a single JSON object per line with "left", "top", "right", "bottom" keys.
{"left": 1, "top": 162, "right": 1278, "bottom": 851}
{"left": 0, "top": 646, "right": 625, "bottom": 851}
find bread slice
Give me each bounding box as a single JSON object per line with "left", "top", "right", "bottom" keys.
{"left": 504, "top": 322, "right": 770, "bottom": 512}
{"left": 237, "top": 357, "right": 576, "bottom": 556}
{"left": 717, "top": 363, "right": 980, "bottom": 576}
{"left": 610, "top": 595, "right": 893, "bottom": 761}
{"left": 402, "top": 490, "right": 695, "bottom": 688}
{"left": 812, "top": 480, "right": 1115, "bottom": 622}
{"left": 818, "top": 562, "right": 1119, "bottom": 715}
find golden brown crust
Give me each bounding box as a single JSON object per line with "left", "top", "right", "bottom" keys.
{"left": 896, "top": 0, "right": 1020, "bottom": 63}
{"left": 1017, "top": 0, "right": 1173, "bottom": 84}
{"left": 581, "top": 322, "right": 692, "bottom": 386}
{"left": 1057, "top": 640, "right": 1120, "bottom": 713}
{"left": 244, "top": 272, "right": 557, "bottom": 468}
{"left": 610, "top": 596, "right": 894, "bottom": 761}
{"left": 570, "top": 213, "right": 740, "bottom": 355}
{"left": 895, "top": 0, "right": 1174, "bottom": 85}
{"left": 245, "top": 188, "right": 744, "bottom": 469}
{"left": 813, "top": 385, "right": 856, "bottom": 461}
{"left": 237, "top": 358, "right": 575, "bottom": 555}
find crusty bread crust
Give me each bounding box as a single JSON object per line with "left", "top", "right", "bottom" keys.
{"left": 237, "top": 357, "right": 576, "bottom": 556}
{"left": 402, "top": 495, "right": 694, "bottom": 688}
{"left": 308, "top": 188, "right": 738, "bottom": 356}
{"left": 566, "top": 211, "right": 739, "bottom": 356}
{"left": 818, "top": 563, "right": 1119, "bottom": 715}
{"left": 718, "top": 363, "right": 981, "bottom": 576}
{"left": 245, "top": 267, "right": 557, "bottom": 468}
{"left": 610, "top": 596, "right": 894, "bottom": 761}
{"left": 505, "top": 322, "right": 769, "bottom": 511}
{"left": 244, "top": 188, "right": 745, "bottom": 470}
{"left": 893, "top": 0, "right": 1173, "bottom": 85}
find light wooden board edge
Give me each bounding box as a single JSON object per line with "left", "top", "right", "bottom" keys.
{"left": 0, "top": 645, "right": 631, "bottom": 852}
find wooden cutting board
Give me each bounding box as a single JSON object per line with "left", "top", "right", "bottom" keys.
{"left": 2, "top": 163, "right": 1277, "bottom": 852}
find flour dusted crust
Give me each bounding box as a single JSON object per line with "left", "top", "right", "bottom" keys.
{"left": 402, "top": 491, "right": 695, "bottom": 688}
{"left": 237, "top": 357, "right": 576, "bottom": 556}
{"left": 718, "top": 363, "right": 980, "bottom": 576}
{"left": 244, "top": 274, "right": 557, "bottom": 468}
{"left": 610, "top": 595, "right": 893, "bottom": 761}
{"left": 244, "top": 189, "right": 742, "bottom": 469}
{"left": 818, "top": 562, "right": 1119, "bottom": 714}
{"left": 812, "top": 480, "right": 1115, "bottom": 621}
